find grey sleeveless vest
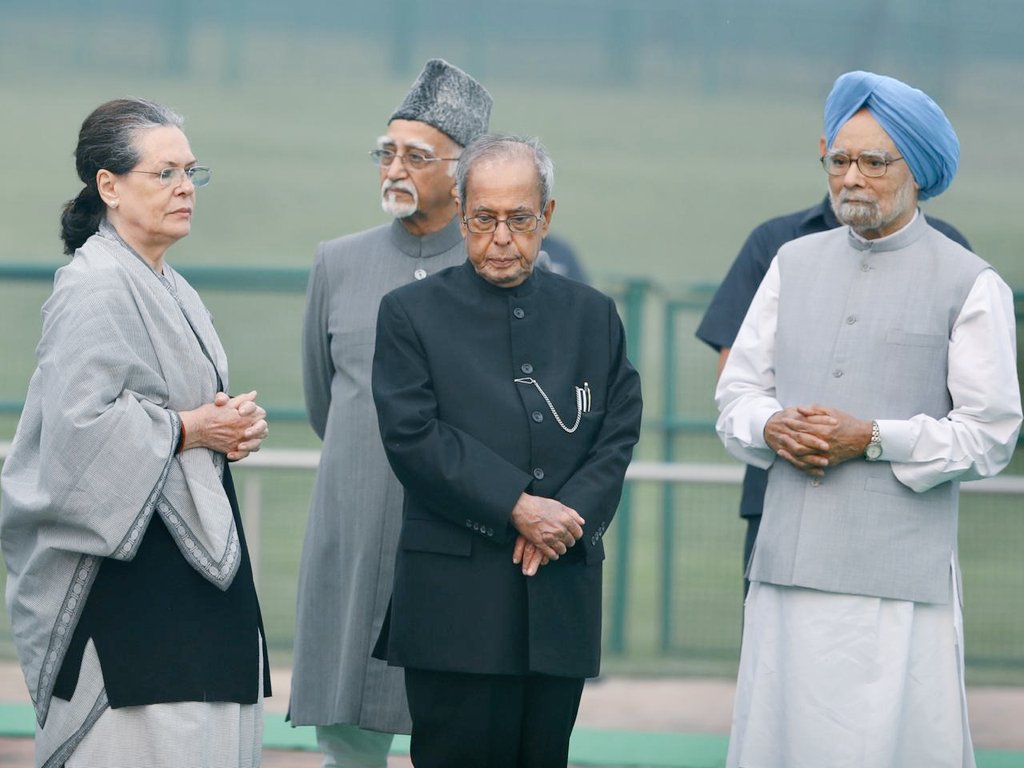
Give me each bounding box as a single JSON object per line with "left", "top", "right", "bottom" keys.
{"left": 750, "top": 214, "right": 989, "bottom": 603}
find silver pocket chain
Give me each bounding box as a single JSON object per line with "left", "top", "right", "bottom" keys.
{"left": 514, "top": 378, "right": 591, "bottom": 434}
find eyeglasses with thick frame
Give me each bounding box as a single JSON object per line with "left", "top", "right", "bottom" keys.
{"left": 369, "top": 148, "right": 459, "bottom": 170}
{"left": 463, "top": 213, "right": 545, "bottom": 235}
{"left": 129, "top": 166, "right": 212, "bottom": 187}
{"left": 821, "top": 151, "right": 904, "bottom": 178}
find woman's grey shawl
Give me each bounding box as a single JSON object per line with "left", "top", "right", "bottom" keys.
{"left": 0, "top": 225, "right": 241, "bottom": 759}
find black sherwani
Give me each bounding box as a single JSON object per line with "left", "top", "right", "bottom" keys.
{"left": 371, "top": 261, "right": 642, "bottom": 680}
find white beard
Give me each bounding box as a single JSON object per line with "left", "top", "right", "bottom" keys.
{"left": 830, "top": 177, "right": 915, "bottom": 234}
{"left": 381, "top": 179, "right": 418, "bottom": 219}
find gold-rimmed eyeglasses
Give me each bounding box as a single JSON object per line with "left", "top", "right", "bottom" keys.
{"left": 821, "top": 151, "right": 903, "bottom": 178}
{"left": 369, "top": 148, "right": 459, "bottom": 170}
{"left": 129, "top": 166, "right": 212, "bottom": 187}
{"left": 463, "top": 213, "right": 544, "bottom": 234}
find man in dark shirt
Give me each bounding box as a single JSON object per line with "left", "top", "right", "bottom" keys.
{"left": 541, "top": 234, "right": 590, "bottom": 283}
{"left": 696, "top": 195, "right": 970, "bottom": 585}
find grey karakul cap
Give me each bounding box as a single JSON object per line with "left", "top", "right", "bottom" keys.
{"left": 389, "top": 58, "right": 492, "bottom": 147}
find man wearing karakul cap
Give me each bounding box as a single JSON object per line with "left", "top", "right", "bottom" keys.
{"left": 289, "top": 58, "right": 491, "bottom": 767}
{"left": 716, "top": 71, "right": 1021, "bottom": 766}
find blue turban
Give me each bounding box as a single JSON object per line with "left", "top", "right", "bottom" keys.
{"left": 824, "top": 71, "right": 959, "bottom": 200}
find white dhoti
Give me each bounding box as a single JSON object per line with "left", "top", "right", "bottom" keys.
{"left": 727, "top": 572, "right": 973, "bottom": 768}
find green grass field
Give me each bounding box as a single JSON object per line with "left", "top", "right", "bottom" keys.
{"left": 1, "top": 21, "right": 1022, "bottom": 684}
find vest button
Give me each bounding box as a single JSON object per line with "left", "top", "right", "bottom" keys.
{"left": 513, "top": 307, "right": 526, "bottom": 319}
{"left": 532, "top": 411, "right": 544, "bottom": 423}
{"left": 521, "top": 363, "right": 533, "bottom": 374}
{"left": 533, "top": 468, "right": 545, "bottom": 480}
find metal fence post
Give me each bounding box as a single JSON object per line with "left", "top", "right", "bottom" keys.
{"left": 659, "top": 301, "right": 683, "bottom": 652}
{"left": 609, "top": 279, "right": 649, "bottom": 655}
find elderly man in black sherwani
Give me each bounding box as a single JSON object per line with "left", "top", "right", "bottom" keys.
{"left": 371, "top": 134, "right": 642, "bottom": 768}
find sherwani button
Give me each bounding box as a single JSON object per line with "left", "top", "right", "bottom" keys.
{"left": 513, "top": 307, "right": 525, "bottom": 319}
{"left": 414, "top": 268, "right": 427, "bottom": 280}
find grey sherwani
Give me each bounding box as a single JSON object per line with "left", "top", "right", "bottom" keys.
{"left": 289, "top": 217, "right": 467, "bottom": 732}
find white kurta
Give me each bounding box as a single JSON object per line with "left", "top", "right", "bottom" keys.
{"left": 715, "top": 215, "right": 1021, "bottom": 766}
{"left": 716, "top": 257, "right": 1020, "bottom": 487}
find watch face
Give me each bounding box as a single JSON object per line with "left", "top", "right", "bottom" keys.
{"left": 866, "top": 443, "right": 883, "bottom": 461}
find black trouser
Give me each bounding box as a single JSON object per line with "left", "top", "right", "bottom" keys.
{"left": 405, "top": 668, "right": 585, "bottom": 768}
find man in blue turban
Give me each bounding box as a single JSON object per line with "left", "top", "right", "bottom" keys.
{"left": 824, "top": 70, "right": 960, "bottom": 200}
{"left": 695, "top": 74, "right": 969, "bottom": 596}
{"left": 716, "top": 71, "right": 1021, "bottom": 767}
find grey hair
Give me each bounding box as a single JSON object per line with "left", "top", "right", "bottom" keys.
{"left": 455, "top": 134, "right": 555, "bottom": 211}
{"left": 60, "top": 98, "right": 184, "bottom": 255}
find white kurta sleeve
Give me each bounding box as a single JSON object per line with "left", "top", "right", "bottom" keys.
{"left": 715, "top": 257, "right": 784, "bottom": 470}
{"left": 880, "top": 269, "right": 1022, "bottom": 492}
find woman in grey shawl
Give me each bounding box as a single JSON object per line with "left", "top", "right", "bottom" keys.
{"left": 0, "top": 98, "right": 271, "bottom": 768}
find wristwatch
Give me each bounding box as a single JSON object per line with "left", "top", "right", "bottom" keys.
{"left": 865, "top": 420, "right": 882, "bottom": 461}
